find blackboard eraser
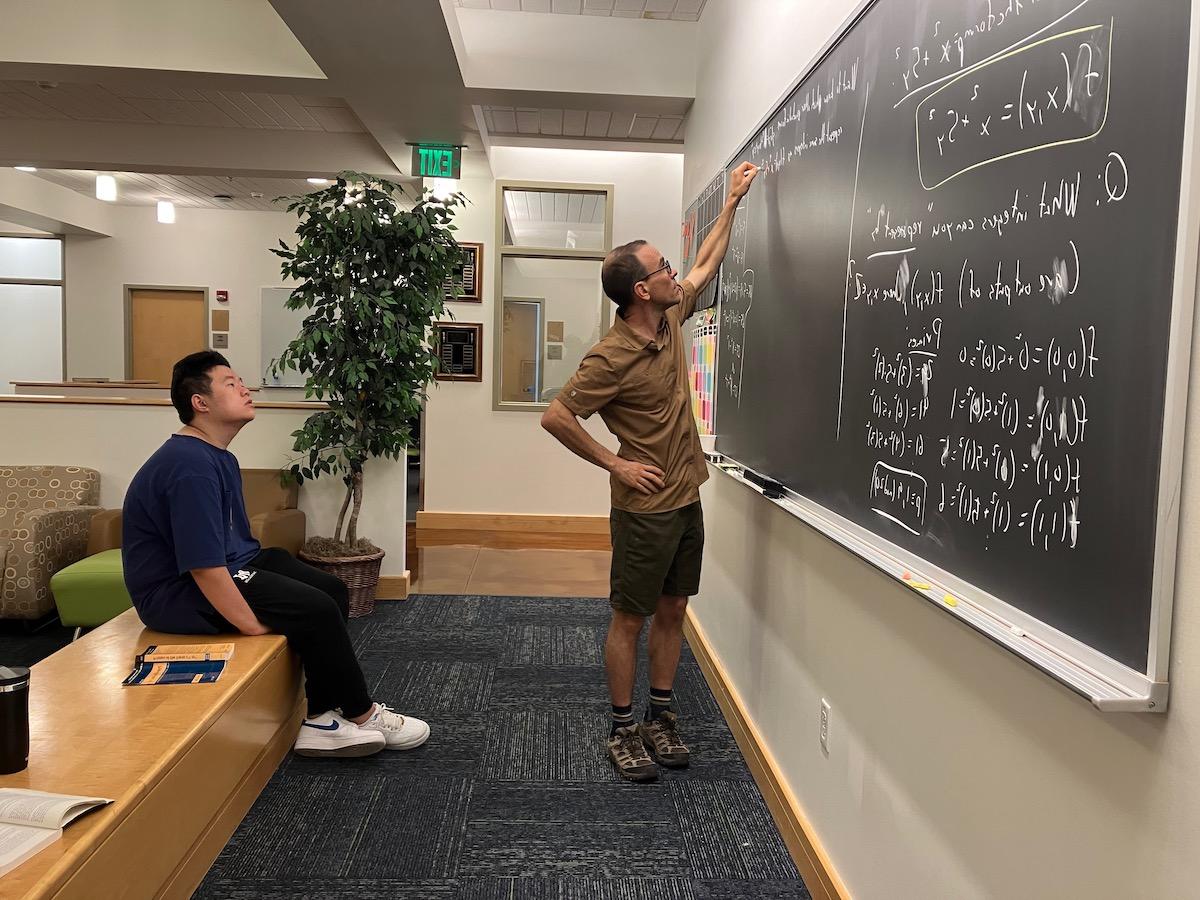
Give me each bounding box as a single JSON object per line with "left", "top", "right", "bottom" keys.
{"left": 744, "top": 468, "right": 785, "bottom": 499}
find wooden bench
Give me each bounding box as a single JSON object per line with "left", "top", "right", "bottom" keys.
{"left": 0, "top": 609, "right": 302, "bottom": 899}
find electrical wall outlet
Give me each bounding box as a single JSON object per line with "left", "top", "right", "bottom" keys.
{"left": 820, "top": 698, "right": 831, "bottom": 754}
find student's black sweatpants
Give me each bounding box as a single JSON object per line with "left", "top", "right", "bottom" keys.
{"left": 226, "top": 547, "right": 373, "bottom": 719}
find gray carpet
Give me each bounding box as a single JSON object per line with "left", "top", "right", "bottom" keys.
{"left": 0, "top": 618, "right": 72, "bottom": 670}
{"left": 193, "top": 594, "right": 810, "bottom": 899}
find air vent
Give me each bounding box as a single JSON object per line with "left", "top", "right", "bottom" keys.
{"left": 213, "top": 194, "right": 234, "bottom": 202}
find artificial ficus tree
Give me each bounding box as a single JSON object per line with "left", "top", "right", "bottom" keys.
{"left": 270, "top": 171, "right": 464, "bottom": 549}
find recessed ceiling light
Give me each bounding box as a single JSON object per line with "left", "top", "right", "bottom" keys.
{"left": 307, "top": 177, "right": 329, "bottom": 185}
{"left": 95, "top": 174, "right": 117, "bottom": 201}
{"left": 14, "top": 166, "right": 36, "bottom": 173}
{"left": 157, "top": 200, "right": 176, "bottom": 224}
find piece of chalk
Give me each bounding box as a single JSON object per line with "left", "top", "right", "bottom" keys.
{"left": 943, "top": 594, "right": 958, "bottom": 608}
{"left": 908, "top": 581, "right": 931, "bottom": 590}
{"left": 1010, "top": 626, "right": 1025, "bottom": 637}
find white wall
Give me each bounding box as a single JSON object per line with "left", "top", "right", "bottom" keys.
{"left": 683, "top": 0, "right": 850, "bottom": 200}
{"left": 687, "top": 2, "right": 1200, "bottom": 898}
{"left": 0, "top": 401, "right": 407, "bottom": 576}
{"left": 64, "top": 205, "right": 295, "bottom": 382}
{"left": 421, "top": 147, "right": 684, "bottom": 515}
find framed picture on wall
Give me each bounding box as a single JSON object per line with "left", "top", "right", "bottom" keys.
{"left": 444, "top": 242, "right": 483, "bottom": 303}
{"left": 434, "top": 322, "right": 483, "bottom": 382}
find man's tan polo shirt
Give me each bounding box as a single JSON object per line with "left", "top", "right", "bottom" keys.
{"left": 558, "top": 278, "right": 708, "bottom": 513}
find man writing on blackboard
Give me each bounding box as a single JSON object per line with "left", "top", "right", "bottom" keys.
{"left": 542, "top": 161, "right": 758, "bottom": 781}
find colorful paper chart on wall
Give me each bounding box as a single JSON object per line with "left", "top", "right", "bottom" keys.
{"left": 689, "top": 308, "right": 718, "bottom": 436}
{"left": 680, "top": 171, "right": 726, "bottom": 312}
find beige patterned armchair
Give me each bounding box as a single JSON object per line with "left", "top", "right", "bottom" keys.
{"left": 0, "top": 466, "right": 101, "bottom": 620}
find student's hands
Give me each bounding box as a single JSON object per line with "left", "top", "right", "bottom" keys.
{"left": 729, "top": 161, "right": 759, "bottom": 200}
{"left": 611, "top": 459, "right": 666, "bottom": 495}
{"left": 239, "top": 619, "right": 271, "bottom": 636}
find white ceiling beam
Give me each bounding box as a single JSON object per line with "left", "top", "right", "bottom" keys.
{"left": 0, "top": 0, "right": 324, "bottom": 79}
{"left": 0, "top": 119, "right": 402, "bottom": 179}
{"left": 270, "top": 0, "right": 475, "bottom": 175}
{"left": 0, "top": 168, "right": 113, "bottom": 235}
{"left": 470, "top": 88, "right": 690, "bottom": 117}
{"left": 485, "top": 132, "right": 684, "bottom": 154}
{"left": 0, "top": 61, "right": 329, "bottom": 99}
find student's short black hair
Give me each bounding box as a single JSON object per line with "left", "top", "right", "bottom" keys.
{"left": 170, "top": 351, "right": 231, "bottom": 424}
{"left": 601, "top": 239, "right": 648, "bottom": 318}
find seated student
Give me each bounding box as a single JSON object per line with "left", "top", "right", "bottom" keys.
{"left": 122, "top": 351, "right": 429, "bottom": 758}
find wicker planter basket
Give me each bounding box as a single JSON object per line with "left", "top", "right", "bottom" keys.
{"left": 297, "top": 548, "right": 386, "bottom": 618}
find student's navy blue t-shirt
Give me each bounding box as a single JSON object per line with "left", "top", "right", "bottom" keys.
{"left": 123, "top": 434, "right": 261, "bottom": 633}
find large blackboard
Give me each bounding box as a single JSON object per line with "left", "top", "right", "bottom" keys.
{"left": 715, "top": 0, "right": 1194, "bottom": 675}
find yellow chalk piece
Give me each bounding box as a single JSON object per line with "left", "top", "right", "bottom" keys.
{"left": 901, "top": 572, "right": 931, "bottom": 590}
{"left": 943, "top": 594, "right": 958, "bottom": 608}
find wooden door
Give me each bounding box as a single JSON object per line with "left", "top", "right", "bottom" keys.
{"left": 129, "top": 289, "right": 206, "bottom": 384}
{"left": 502, "top": 299, "right": 541, "bottom": 402}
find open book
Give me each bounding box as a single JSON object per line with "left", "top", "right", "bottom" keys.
{"left": 0, "top": 789, "right": 112, "bottom": 878}
{"left": 123, "top": 642, "right": 236, "bottom": 686}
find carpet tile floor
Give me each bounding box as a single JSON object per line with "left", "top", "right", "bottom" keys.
{"left": 193, "top": 594, "right": 810, "bottom": 899}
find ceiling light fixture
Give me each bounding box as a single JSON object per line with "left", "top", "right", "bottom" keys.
{"left": 95, "top": 174, "right": 117, "bottom": 202}
{"left": 14, "top": 166, "right": 36, "bottom": 173}
{"left": 306, "top": 177, "right": 329, "bottom": 185}
{"left": 157, "top": 200, "right": 176, "bottom": 224}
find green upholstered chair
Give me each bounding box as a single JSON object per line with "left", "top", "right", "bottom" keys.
{"left": 49, "top": 549, "right": 132, "bottom": 640}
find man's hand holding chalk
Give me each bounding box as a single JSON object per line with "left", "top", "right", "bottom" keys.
{"left": 730, "top": 161, "right": 759, "bottom": 199}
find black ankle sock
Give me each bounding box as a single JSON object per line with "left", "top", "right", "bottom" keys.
{"left": 610, "top": 704, "right": 635, "bottom": 736}
{"left": 645, "top": 687, "right": 673, "bottom": 720}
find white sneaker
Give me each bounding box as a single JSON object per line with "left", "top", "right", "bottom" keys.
{"left": 358, "top": 703, "right": 431, "bottom": 750}
{"left": 293, "top": 711, "right": 386, "bottom": 758}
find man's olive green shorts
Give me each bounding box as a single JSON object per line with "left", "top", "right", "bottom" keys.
{"left": 609, "top": 501, "right": 704, "bottom": 617}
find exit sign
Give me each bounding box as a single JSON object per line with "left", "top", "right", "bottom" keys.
{"left": 412, "top": 144, "right": 462, "bottom": 179}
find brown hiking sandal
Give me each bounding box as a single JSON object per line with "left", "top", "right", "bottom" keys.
{"left": 638, "top": 711, "right": 690, "bottom": 768}
{"left": 607, "top": 724, "right": 658, "bottom": 782}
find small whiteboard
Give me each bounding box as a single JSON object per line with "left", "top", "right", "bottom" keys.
{"left": 260, "top": 287, "right": 306, "bottom": 387}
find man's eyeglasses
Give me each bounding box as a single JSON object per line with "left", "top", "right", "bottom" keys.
{"left": 640, "top": 260, "right": 672, "bottom": 282}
